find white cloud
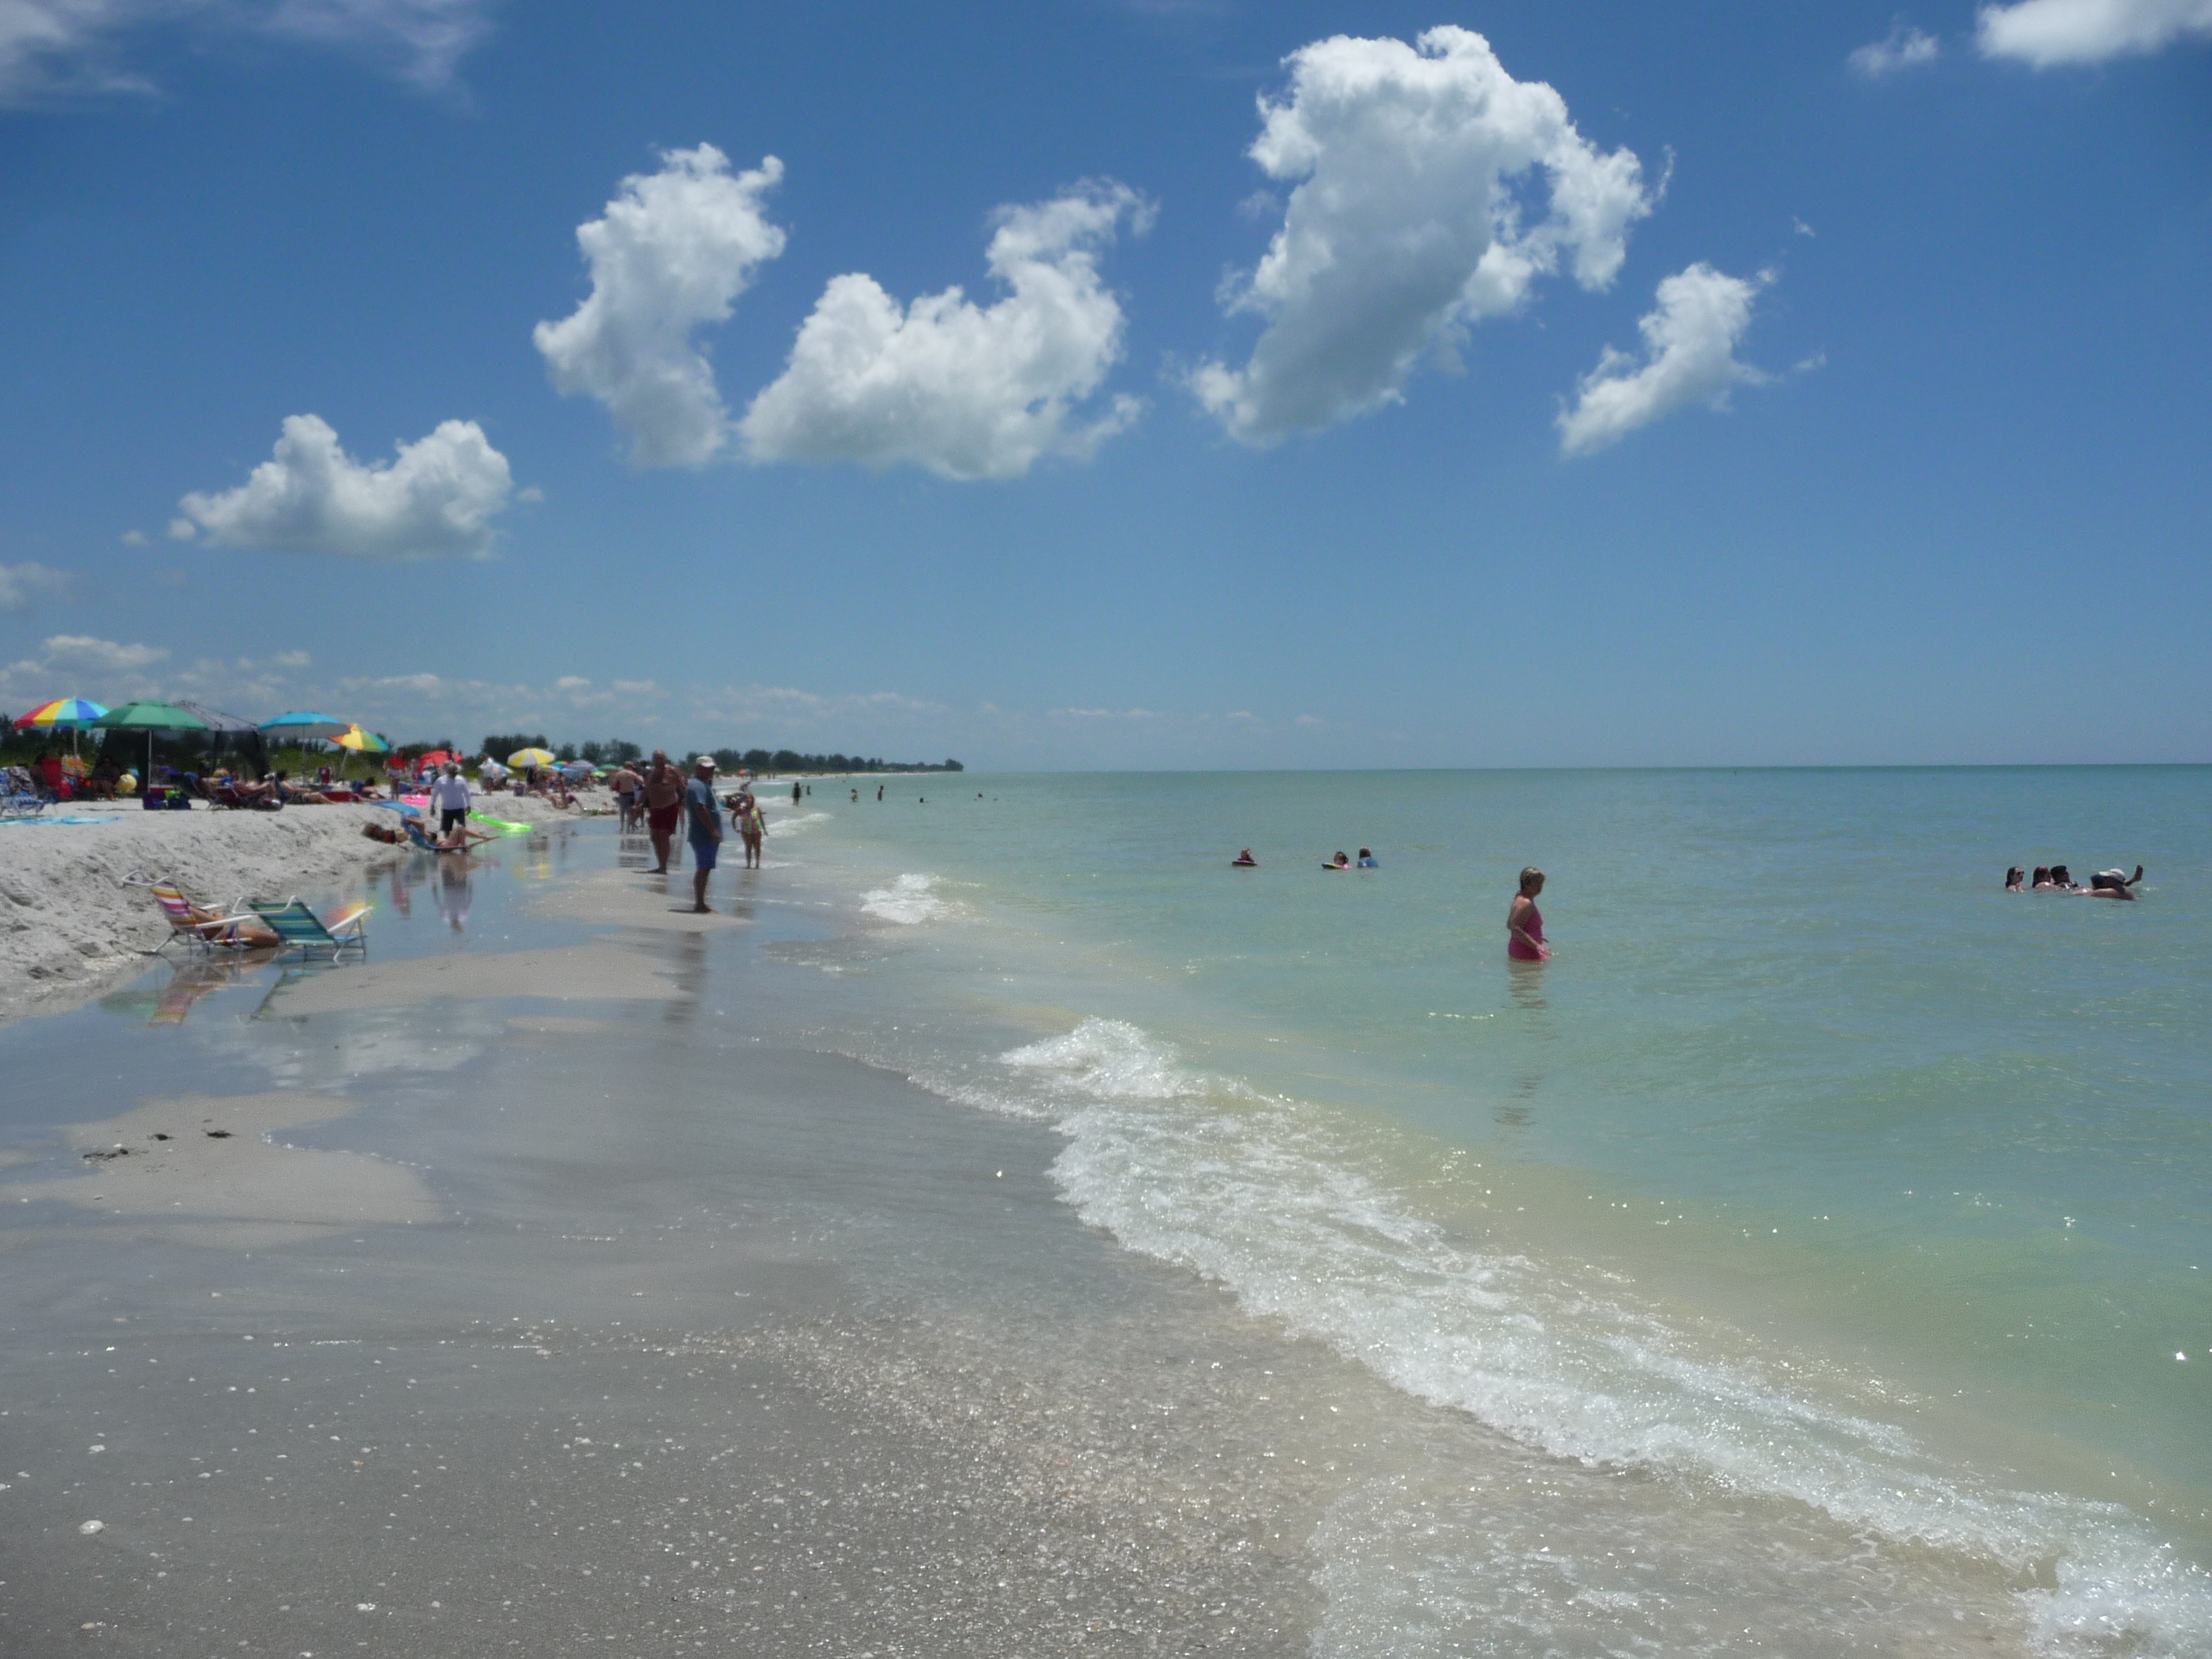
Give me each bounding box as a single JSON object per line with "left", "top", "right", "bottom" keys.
{"left": 1978, "top": 0, "right": 2212, "bottom": 63}
{"left": 176, "top": 413, "right": 515, "bottom": 559}
{"left": 533, "top": 145, "right": 787, "bottom": 469}
{"left": 1192, "top": 26, "right": 1652, "bottom": 445}
{"left": 261, "top": 0, "right": 495, "bottom": 91}
{"left": 40, "top": 634, "right": 168, "bottom": 671}
{"left": 739, "top": 182, "right": 1149, "bottom": 481}
{"left": 119, "top": 529, "right": 147, "bottom": 546}
{"left": 0, "top": 561, "right": 71, "bottom": 610}
{"left": 1850, "top": 20, "right": 1943, "bottom": 74}
{"left": 167, "top": 517, "right": 196, "bottom": 540}
{"left": 0, "top": 0, "right": 497, "bottom": 104}
{"left": 1557, "top": 263, "right": 1769, "bottom": 456}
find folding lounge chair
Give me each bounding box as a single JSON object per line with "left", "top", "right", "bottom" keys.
{"left": 211, "top": 781, "right": 282, "bottom": 811}
{"left": 142, "top": 880, "right": 265, "bottom": 952}
{"left": 248, "top": 899, "right": 370, "bottom": 958}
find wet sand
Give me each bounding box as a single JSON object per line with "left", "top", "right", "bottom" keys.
{"left": 0, "top": 845, "right": 1397, "bottom": 1658}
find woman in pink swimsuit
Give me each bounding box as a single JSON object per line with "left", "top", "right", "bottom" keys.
{"left": 1507, "top": 867, "right": 1549, "bottom": 961}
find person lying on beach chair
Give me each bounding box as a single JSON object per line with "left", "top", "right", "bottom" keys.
{"left": 146, "top": 881, "right": 281, "bottom": 949}
{"left": 211, "top": 774, "right": 282, "bottom": 810}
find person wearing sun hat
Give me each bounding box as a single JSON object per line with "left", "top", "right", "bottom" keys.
{"left": 685, "top": 755, "right": 723, "bottom": 913}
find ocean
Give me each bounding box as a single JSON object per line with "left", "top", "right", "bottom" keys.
{"left": 753, "top": 766, "right": 2212, "bottom": 1656}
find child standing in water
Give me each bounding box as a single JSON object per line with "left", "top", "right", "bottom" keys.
{"left": 1508, "top": 867, "right": 1549, "bottom": 961}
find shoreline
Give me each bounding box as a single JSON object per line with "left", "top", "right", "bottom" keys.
{"left": 0, "top": 795, "right": 575, "bottom": 1029}
{"left": 0, "top": 844, "right": 1350, "bottom": 1656}
{"left": 0, "top": 776, "right": 2197, "bottom": 1658}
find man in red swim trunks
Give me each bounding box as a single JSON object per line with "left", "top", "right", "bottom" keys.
{"left": 641, "top": 749, "right": 685, "bottom": 874}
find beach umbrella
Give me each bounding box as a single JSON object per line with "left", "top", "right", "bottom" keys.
{"left": 14, "top": 697, "right": 108, "bottom": 730}
{"left": 508, "top": 747, "right": 556, "bottom": 769}
{"left": 333, "top": 725, "right": 390, "bottom": 753}
{"left": 258, "top": 710, "right": 350, "bottom": 744}
{"left": 94, "top": 700, "right": 209, "bottom": 779}
{"left": 13, "top": 696, "right": 109, "bottom": 757}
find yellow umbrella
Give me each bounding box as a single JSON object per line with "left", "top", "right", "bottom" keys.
{"left": 334, "top": 725, "right": 390, "bottom": 753}
{"left": 508, "top": 747, "right": 557, "bottom": 768}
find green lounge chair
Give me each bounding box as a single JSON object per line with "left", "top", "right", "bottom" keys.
{"left": 247, "top": 899, "right": 369, "bottom": 958}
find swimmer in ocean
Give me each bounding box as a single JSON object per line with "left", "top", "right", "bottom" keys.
{"left": 1232, "top": 849, "right": 1257, "bottom": 867}
{"left": 1508, "top": 867, "right": 1549, "bottom": 961}
{"left": 2083, "top": 865, "right": 2144, "bottom": 899}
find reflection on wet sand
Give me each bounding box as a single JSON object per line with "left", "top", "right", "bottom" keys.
{"left": 101, "top": 951, "right": 280, "bottom": 1027}
{"left": 434, "top": 853, "right": 478, "bottom": 933}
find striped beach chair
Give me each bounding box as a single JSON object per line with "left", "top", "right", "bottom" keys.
{"left": 247, "top": 899, "right": 370, "bottom": 958}
{"left": 143, "top": 880, "right": 265, "bottom": 952}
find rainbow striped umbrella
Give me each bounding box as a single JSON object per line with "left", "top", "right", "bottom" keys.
{"left": 13, "top": 697, "right": 108, "bottom": 730}
{"left": 13, "top": 697, "right": 109, "bottom": 757}
{"left": 333, "top": 725, "right": 390, "bottom": 754}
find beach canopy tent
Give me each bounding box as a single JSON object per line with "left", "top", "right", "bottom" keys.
{"left": 94, "top": 700, "right": 267, "bottom": 776}
{"left": 94, "top": 700, "right": 210, "bottom": 778}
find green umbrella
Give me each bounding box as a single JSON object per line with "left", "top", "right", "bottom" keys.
{"left": 94, "top": 700, "right": 210, "bottom": 781}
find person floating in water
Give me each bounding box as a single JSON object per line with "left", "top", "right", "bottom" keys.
{"left": 1357, "top": 847, "right": 1378, "bottom": 868}
{"left": 2004, "top": 866, "right": 2025, "bottom": 891}
{"left": 1231, "top": 849, "right": 1257, "bottom": 867}
{"left": 1508, "top": 866, "right": 1549, "bottom": 961}
{"left": 1324, "top": 851, "right": 1350, "bottom": 870}
{"left": 2085, "top": 865, "right": 2145, "bottom": 899}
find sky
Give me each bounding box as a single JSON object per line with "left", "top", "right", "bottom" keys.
{"left": 0, "top": 0, "right": 2206, "bottom": 769}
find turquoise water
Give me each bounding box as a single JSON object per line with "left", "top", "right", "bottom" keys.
{"left": 758, "top": 767, "right": 2212, "bottom": 1656}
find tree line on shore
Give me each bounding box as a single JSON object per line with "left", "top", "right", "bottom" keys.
{"left": 468, "top": 734, "right": 961, "bottom": 774}
{"left": 3, "top": 721, "right": 958, "bottom": 779}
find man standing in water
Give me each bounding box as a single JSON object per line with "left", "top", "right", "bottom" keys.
{"left": 1508, "top": 867, "right": 1549, "bottom": 961}
{"left": 609, "top": 759, "right": 642, "bottom": 831}
{"left": 428, "top": 762, "right": 472, "bottom": 838}
{"left": 685, "top": 756, "right": 722, "bottom": 913}
{"left": 641, "top": 750, "right": 684, "bottom": 874}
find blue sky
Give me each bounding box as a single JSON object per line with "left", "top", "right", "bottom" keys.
{"left": 1, "top": 0, "right": 2206, "bottom": 767}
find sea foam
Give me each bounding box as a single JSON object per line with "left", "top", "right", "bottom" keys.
{"left": 862, "top": 872, "right": 948, "bottom": 926}
{"left": 959, "top": 1016, "right": 2212, "bottom": 1658}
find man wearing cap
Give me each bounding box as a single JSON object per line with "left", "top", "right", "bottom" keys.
{"left": 684, "top": 756, "right": 723, "bottom": 913}
{"left": 429, "top": 762, "right": 472, "bottom": 837}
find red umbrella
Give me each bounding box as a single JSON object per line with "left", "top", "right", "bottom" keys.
{"left": 415, "top": 749, "right": 455, "bottom": 767}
